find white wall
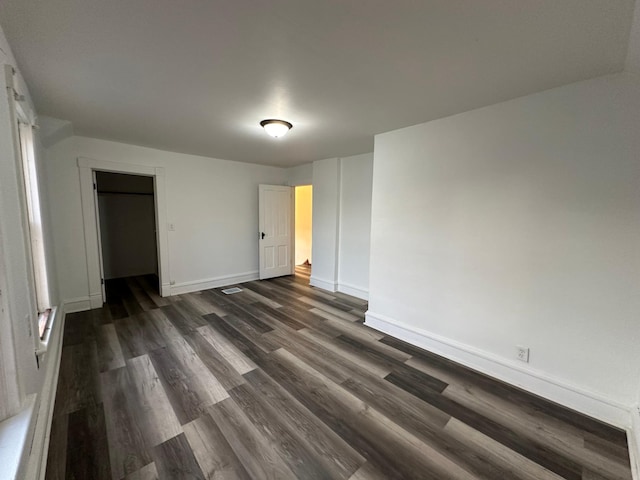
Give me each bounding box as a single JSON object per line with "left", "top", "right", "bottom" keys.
{"left": 309, "top": 154, "right": 374, "bottom": 298}
{"left": 367, "top": 71, "right": 640, "bottom": 425}
{"left": 310, "top": 158, "right": 340, "bottom": 291}
{"left": 627, "top": 0, "right": 640, "bottom": 74}
{"left": 338, "top": 153, "right": 373, "bottom": 299}
{"left": 45, "top": 136, "right": 288, "bottom": 301}
{"left": 288, "top": 162, "right": 313, "bottom": 186}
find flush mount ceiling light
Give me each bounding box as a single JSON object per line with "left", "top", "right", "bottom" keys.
{"left": 260, "top": 119, "right": 293, "bottom": 138}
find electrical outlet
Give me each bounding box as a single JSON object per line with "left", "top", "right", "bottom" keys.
{"left": 168, "top": 223, "right": 175, "bottom": 231}
{"left": 516, "top": 346, "right": 530, "bottom": 363}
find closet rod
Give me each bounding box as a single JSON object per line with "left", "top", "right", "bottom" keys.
{"left": 97, "top": 191, "right": 154, "bottom": 196}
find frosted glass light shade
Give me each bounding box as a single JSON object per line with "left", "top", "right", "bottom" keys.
{"left": 260, "top": 119, "right": 292, "bottom": 138}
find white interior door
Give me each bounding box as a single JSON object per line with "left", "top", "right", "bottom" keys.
{"left": 92, "top": 170, "right": 107, "bottom": 302}
{"left": 259, "top": 185, "right": 294, "bottom": 280}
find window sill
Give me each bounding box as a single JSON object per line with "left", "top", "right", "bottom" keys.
{"left": 0, "top": 395, "right": 37, "bottom": 480}
{"left": 35, "top": 306, "right": 58, "bottom": 357}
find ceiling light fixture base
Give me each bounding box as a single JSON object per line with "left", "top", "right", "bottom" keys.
{"left": 260, "top": 119, "right": 293, "bottom": 138}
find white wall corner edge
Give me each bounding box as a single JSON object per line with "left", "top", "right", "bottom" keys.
{"left": 170, "top": 271, "right": 259, "bottom": 295}
{"left": 364, "top": 310, "right": 632, "bottom": 429}
{"left": 309, "top": 276, "right": 337, "bottom": 293}
{"left": 629, "top": 405, "right": 640, "bottom": 480}
{"left": 337, "top": 282, "right": 369, "bottom": 300}
{"left": 24, "top": 304, "right": 67, "bottom": 480}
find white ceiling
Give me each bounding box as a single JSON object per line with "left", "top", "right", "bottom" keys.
{"left": 0, "top": 0, "right": 635, "bottom": 166}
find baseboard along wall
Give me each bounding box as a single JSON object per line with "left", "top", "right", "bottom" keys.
{"left": 169, "top": 271, "right": 259, "bottom": 295}
{"left": 337, "top": 282, "right": 368, "bottom": 300}
{"left": 309, "top": 275, "right": 337, "bottom": 292}
{"left": 23, "top": 301, "right": 67, "bottom": 480}
{"left": 365, "top": 310, "right": 632, "bottom": 429}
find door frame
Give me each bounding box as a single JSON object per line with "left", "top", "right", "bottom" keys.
{"left": 92, "top": 170, "right": 107, "bottom": 301}
{"left": 78, "top": 157, "right": 170, "bottom": 307}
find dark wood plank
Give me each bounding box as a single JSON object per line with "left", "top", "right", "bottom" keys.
{"left": 244, "top": 368, "right": 365, "bottom": 479}
{"left": 152, "top": 433, "right": 205, "bottom": 480}
{"left": 160, "top": 303, "right": 207, "bottom": 335}
{"left": 385, "top": 370, "right": 584, "bottom": 480}
{"left": 100, "top": 367, "right": 154, "bottom": 479}
{"left": 96, "top": 323, "right": 126, "bottom": 372}
{"left": 125, "top": 354, "right": 183, "bottom": 446}
{"left": 114, "top": 312, "right": 167, "bottom": 360}
{"left": 207, "top": 398, "right": 298, "bottom": 480}
{"left": 123, "top": 462, "right": 159, "bottom": 480}
{"left": 126, "top": 277, "right": 159, "bottom": 311}
{"left": 49, "top": 272, "right": 633, "bottom": 480}
{"left": 340, "top": 376, "right": 522, "bottom": 480}
{"left": 269, "top": 348, "right": 476, "bottom": 480}
{"left": 148, "top": 338, "right": 228, "bottom": 424}
{"left": 384, "top": 335, "right": 629, "bottom": 447}
{"left": 63, "top": 310, "right": 98, "bottom": 346}
{"left": 183, "top": 330, "right": 247, "bottom": 390}
{"left": 228, "top": 382, "right": 335, "bottom": 479}
{"left": 183, "top": 413, "right": 252, "bottom": 480}
{"left": 53, "top": 341, "right": 101, "bottom": 417}
{"left": 208, "top": 313, "right": 279, "bottom": 352}
{"left": 44, "top": 413, "right": 68, "bottom": 480}
{"left": 196, "top": 324, "right": 257, "bottom": 375}
{"left": 65, "top": 404, "right": 112, "bottom": 480}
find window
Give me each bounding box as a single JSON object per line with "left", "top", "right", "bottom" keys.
{"left": 16, "top": 107, "right": 51, "bottom": 339}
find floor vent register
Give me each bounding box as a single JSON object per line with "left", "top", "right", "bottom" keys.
{"left": 221, "top": 287, "right": 243, "bottom": 295}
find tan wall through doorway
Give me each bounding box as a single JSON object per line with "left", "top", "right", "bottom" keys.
{"left": 295, "top": 185, "right": 312, "bottom": 265}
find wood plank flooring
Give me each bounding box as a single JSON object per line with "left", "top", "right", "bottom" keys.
{"left": 46, "top": 266, "right": 633, "bottom": 479}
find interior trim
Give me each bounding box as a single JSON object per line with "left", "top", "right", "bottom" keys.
{"left": 77, "top": 157, "right": 170, "bottom": 306}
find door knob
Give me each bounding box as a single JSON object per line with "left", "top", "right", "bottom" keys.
{"left": 261, "top": 232, "right": 266, "bottom": 239}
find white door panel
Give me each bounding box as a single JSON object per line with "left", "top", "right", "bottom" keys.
{"left": 259, "top": 185, "right": 293, "bottom": 280}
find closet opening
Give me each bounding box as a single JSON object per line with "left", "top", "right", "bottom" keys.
{"left": 95, "top": 171, "right": 160, "bottom": 304}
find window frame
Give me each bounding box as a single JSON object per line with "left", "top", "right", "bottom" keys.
{"left": 16, "top": 118, "right": 51, "bottom": 338}
{"left": 4, "top": 64, "right": 53, "bottom": 354}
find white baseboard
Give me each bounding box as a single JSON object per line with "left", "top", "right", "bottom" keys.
{"left": 629, "top": 406, "right": 640, "bottom": 480}
{"left": 25, "top": 304, "right": 67, "bottom": 480}
{"left": 309, "top": 276, "right": 337, "bottom": 292}
{"left": 160, "top": 283, "right": 171, "bottom": 297}
{"left": 337, "top": 282, "right": 369, "bottom": 300}
{"left": 89, "top": 293, "right": 103, "bottom": 309}
{"left": 62, "top": 296, "right": 91, "bottom": 313}
{"left": 170, "top": 271, "right": 259, "bottom": 295}
{"left": 365, "top": 311, "right": 631, "bottom": 428}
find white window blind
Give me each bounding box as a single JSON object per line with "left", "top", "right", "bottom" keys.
{"left": 17, "top": 122, "right": 51, "bottom": 335}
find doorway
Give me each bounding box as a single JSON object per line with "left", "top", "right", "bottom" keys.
{"left": 95, "top": 171, "right": 160, "bottom": 301}
{"left": 294, "top": 185, "right": 312, "bottom": 280}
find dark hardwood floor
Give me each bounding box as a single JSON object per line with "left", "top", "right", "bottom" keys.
{"left": 46, "top": 265, "right": 632, "bottom": 479}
